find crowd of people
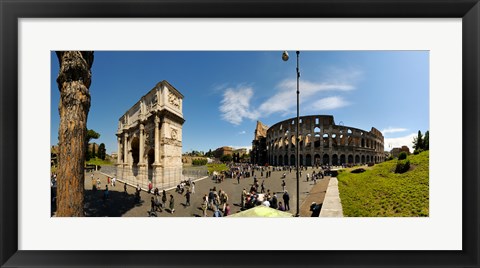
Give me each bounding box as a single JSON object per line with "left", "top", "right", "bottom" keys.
{"left": 53, "top": 162, "right": 330, "bottom": 217}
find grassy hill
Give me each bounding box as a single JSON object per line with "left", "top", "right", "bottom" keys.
{"left": 337, "top": 151, "right": 429, "bottom": 217}
{"left": 86, "top": 157, "right": 114, "bottom": 166}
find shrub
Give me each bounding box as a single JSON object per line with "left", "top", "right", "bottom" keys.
{"left": 395, "top": 159, "right": 410, "bottom": 174}
{"left": 220, "top": 155, "right": 233, "bottom": 163}
{"left": 192, "top": 158, "right": 208, "bottom": 166}
{"left": 351, "top": 168, "right": 366, "bottom": 174}
{"left": 413, "top": 149, "right": 424, "bottom": 155}
{"left": 398, "top": 152, "right": 407, "bottom": 160}
{"left": 387, "top": 156, "right": 394, "bottom": 161}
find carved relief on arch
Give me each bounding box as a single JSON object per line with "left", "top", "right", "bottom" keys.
{"left": 144, "top": 125, "right": 155, "bottom": 152}
{"left": 168, "top": 91, "right": 180, "bottom": 108}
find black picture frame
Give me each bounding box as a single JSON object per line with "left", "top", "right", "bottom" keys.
{"left": 1, "top": 0, "right": 479, "bottom": 267}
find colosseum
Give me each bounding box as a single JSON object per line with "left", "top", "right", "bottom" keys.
{"left": 252, "top": 115, "right": 385, "bottom": 166}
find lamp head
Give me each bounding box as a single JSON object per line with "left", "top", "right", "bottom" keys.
{"left": 282, "top": 51, "right": 289, "bottom": 61}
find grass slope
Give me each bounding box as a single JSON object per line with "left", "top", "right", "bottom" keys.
{"left": 337, "top": 151, "right": 429, "bottom": 217}
{"left": 207, "top": 163, "right": 229, "bottom": 174}
{"left": 86, "top": 157, "right": 114, "bottom": 166}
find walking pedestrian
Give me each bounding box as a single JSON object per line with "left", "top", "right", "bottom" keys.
{"left": 208, "top": 189, "right": 215, "bottom": 210}
{"left": 92, "top": 177, "right": 96, "bottom": 191}
{"left": 271, "top": 193, "right": 278, "bottom": 209}
{"left": 162, "top": 190, "right": 167, "bottom": 208}
{"left": 123, "top": 182, "right": 127, "bottom": 195}
{"left": 241, "top": 188, "right": 247, "bottom": 208}
{"left": 221, "top": 191, "right": 228, "bottom": 212}
{"left": 191, "top": 181, "right": 195, "bottom": 194}
{"left": 213, "top": 207, "right": 222, "bottom": 217}
{"left": 282, "top": 179, "right": 286, "bottom": 192}
{"left": 283, "top": 190, "right": 290, "bottom": 211}
{"left": 202, "top": 195, "right": 208, "bottom": 217}
{"left": 185, "top": 189, "right": 191, "bottom": 206}
{"left": 150, "top": 196, "right": 156, "bottom": 213}
{"left": 169, "top": 194, "right": 175, "bottom": 214}
{"left": 224, "top": 203, "right": 231, "bottom": 216}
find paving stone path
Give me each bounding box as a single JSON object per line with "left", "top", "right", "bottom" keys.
{"left": 79, "top": 166, "right": 333, "bottom": 217}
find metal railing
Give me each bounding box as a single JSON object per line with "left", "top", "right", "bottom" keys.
{"left": 99, "top": 165, "right": 208, "bottom": 191}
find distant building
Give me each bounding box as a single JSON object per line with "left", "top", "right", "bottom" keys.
{"left": 251, "top": 121, "right": 269, "bottom": 165}
{"left": 88, "top": 142, "right": 99, "bottom": 154}
{"left": 214, "top": 146, "right": 233, "bottom": 158}
{"left": 390, "top": 146, "right": 410, "bottom": 158}
{"left": 233, "top": 148, "right": 248, "bottom": 156}
{"left": 253, "top": 115, "right": 385, "bottom": 166}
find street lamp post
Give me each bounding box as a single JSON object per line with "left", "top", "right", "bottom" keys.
{"left": 282, "top": 50, "right": 300, "bottom": 217}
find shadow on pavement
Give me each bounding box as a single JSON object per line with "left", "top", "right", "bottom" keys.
{"left": 83, "top": 189, "right": 140, "bottom": 217}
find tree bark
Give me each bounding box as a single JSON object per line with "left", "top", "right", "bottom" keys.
{"left": 55, "top": 51, "right": 94, "bottom": 217}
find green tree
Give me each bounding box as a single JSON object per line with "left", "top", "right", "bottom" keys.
{"left": 98, "top": 143, "right": 106, "bottom": 160}
{"left": 85, "top": 129, "right": 100, "bottom": 160}
{"left": 413, "top": 130, "right": 424, "bottom": 150}
{"left": 423, "top": 131, "right": 429, "bottom": 150}
{"left": 220, "top": 154, "right": 233, "bottom": 163}
{"left": 86, "top": 129, "right": 100, "bottom": 143}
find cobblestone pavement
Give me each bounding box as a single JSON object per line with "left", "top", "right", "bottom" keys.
{"left": 81, "top": 167, "right": 331, "bottom": 217}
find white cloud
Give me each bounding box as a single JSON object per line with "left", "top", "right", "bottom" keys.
{"left": 320, "top": 67, "right": 363, "bottom": 85}
{"left": 382, "top": 127, "right": 408, "bottom": 135}
{"left": 238, "top": 130, "right": 246, "bottom": 135}
{"left": 258, "top": 79, "right": 355, "bottom": 116}
{"left": 384, "top": 132, "right": 416, "bottom": 152}
{"left": 218, "top": 67, "right": 362, "bottom": 125}
{"left": 219, "top": 86, "right": 259, "bottom": 125}
{"left": 308, "top": 96, "right": 350, "bottom": 111}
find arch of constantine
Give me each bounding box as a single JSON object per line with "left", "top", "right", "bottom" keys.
{"left": 116, "top": 80, "right": 184, "bottom": 190}
{"left": 264, "top": 115, "right": 385, "bottom": 166}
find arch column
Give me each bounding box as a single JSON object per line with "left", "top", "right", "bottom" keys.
{"left": 137, "top": 123, "right": 147, "bottom": 183}
{"left": 122, "top": 132, "right": 133, "bottom": 180}
{"left": 152, "top": 115, "right": 162, "bottom": 188}
{"left": 115, "top": 135, "right": 123, "bottom": 180}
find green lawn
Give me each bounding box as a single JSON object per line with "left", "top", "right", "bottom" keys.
{"left": 86, "top": 157, "right": 114, "bottom": 166}
{"left": 337, "top": 151, "right": 429, "bottom": 217}
{"left": 206, "top": 163, "right": 230, "bottom": 174}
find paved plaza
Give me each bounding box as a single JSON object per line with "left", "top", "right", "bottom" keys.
{"left": 80, "top": 166, "right": 334, "bottom": 217}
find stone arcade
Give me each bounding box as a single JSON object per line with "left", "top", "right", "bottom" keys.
{"left": 253, "top": 115, "right": 385, "bottom": 167}
{"left": 116, "top": 80, "right": 184, "bottom": 190}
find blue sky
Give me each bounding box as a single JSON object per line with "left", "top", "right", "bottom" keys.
{"left": 50, "top": 51, "right": 429, "bottom": 154}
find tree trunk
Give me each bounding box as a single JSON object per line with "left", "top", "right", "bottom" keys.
{"left": 55, "top": 51, "right": 94, "bottom": 217}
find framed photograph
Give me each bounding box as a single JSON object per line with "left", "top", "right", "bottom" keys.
{"left": 1, "top": 0, "right": 479, "bottom": 267}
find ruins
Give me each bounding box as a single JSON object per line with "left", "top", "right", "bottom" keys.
{"left": 253, "top": 115, "right": 385, "bottom": 166}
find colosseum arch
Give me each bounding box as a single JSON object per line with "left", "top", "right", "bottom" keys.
{"left": 322, "top": 154, "right": 329, "bottom": 165}
{"left": 306, "top": 154, "right": 312, "bottom": 166}
{"left": 332, "top": 154, "right": 339, "bottom": 165}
